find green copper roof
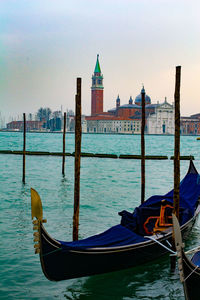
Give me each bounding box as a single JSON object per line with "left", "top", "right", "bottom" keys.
{"left": 94, "top": 54, "right": 101, "bottom": 73}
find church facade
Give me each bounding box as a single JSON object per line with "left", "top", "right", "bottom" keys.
{"left": 85, "top": 55, "right": 175, "bottom": 135}
{"left": 146, "top": 99, "right": 174, "bottom": 134}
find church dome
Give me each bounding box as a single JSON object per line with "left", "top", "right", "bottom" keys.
{"left": 135, "top": 87, "right": 151, "bottom": 105}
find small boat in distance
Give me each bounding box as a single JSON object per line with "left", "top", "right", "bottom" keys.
{"left": 31, "top": 160, "right": 200, "bottom": 281}
{"left": 173, "top": 214, "right": 200, "bottom": 300}
{"left": 196, "top": 137, "right": 200, "bottom": 140}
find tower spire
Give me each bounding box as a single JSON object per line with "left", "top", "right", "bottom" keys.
{"left": 94, "top": 54, "right": 101, "bottom": 74}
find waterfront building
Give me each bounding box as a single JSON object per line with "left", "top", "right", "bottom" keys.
{"left": 6, "top": 120, "right": 44, "bottom": 131}
{"left": 86, "top": 55, "right": 175, "bottom": 134}
{"left": 86, "top": 117, "right": 141, "bottom": 134}
{"left": 180, "top": 116, "right": 200, "bottom": 135}
{"left": 146, "top": 98, "right": 174, "bottom": 134}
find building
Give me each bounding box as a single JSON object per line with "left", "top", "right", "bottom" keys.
{"left": 86, "top": 55, "right": 174, "bottom": 134}
{"left": 146, "top": 98, "right": 174, "bottom": 134}
{"left": 6, "top": 120, "right": 44, "bottom": 131}
{"left": 66, "top": 110, "right": 75, "bottom": 132}
{"left": 86, "top": 118, "right": 141, "bottom": 134}
{"left": 180, "top": 116, "right": 200, "bottom": 135}
{"left": 91, "top": 54, "right": 104, "bottom": 116}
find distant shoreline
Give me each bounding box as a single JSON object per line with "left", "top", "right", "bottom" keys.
{"left": 0, "top": 130, "right": 199, "bottom": 137}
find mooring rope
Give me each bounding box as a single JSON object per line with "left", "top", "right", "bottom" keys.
{"left": 183, "top": 264, "right": 199, "bottom": 282}
{"left": 144, "top": 235, "right": 176, "bottom": 255}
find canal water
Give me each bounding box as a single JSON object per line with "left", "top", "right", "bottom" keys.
{"left": 1, "top": 132, "right": 200, "bottom": 300}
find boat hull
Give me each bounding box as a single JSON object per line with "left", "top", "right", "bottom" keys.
{"left": 39, "top": 217, "right": 196, "bottom": 281}
{"left": 181, "top": 250, "right": 200, "bottom": 300}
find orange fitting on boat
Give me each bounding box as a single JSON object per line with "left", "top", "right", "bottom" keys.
{"left": 159, "top": 204, "right": 173, "bottom": 226}
{"left": 143, "top": 203, "right": 173, "bottom": 235}
{"left": 143, "top": 216, "right": 159, "bottom": 235}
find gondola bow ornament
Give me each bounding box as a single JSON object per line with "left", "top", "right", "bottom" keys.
{"left": 31, "top": 188, "right": 47, "bottom": 254}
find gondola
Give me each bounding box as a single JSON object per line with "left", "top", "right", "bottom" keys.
{"left": 31, "top": 160, "right": 200, "bottom": 281}
{"left": 173, "top": 213, "right": 200, "bottom": 300}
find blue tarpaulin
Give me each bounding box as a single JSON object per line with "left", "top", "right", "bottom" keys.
{"left": 59, "top": 224, "right": 147, "bottom": 250}
{"left": 59, "top": 165, "right": 200, "bottom": 251}
{"left": 141, "top": 173, "right": 200, "bottom": 215}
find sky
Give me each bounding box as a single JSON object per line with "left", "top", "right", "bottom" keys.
{"left": 0, "top": 0, "right": 200, "bottom": 124}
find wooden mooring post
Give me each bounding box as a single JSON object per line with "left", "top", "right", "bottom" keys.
{"left": 171, "top": 65, "right": 181, "bottom": 271}
{"left": 62, "top": 112, "right": 66, "bottom": 175}
{"left": 141, "top": 88, "right": 145, "bottom": 204}
{"left": 73, "top": 78, "right": 82, "bottom": 241}
{"left": 22, "top": 113, "right": 26, "bottom": 184}
{"left": 173, "top": 66, "right": 181, "bottom": 219}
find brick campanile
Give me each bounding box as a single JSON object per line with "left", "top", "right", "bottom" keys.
{"left": 91, "top": 54, "right": 104, "bottom": 116}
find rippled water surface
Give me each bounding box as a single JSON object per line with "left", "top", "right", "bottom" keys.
{"left": 1, "top": 132, "right": 200, "bottom": 300}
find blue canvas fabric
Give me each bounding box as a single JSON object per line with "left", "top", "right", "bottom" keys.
{"left": 120, "top": 206, "right": 191, "bottom": 236}
{"left": 120, "top": 172, "right": 200, "bottom": 235}
{"left": 191, "top": 251, "right": 200, "bottom": 267}
{"left": 141, "top": 173, "right": 200, "bottom": 215}
{"left": 59, "top": 164, "right": 200, "bottom": 251}
{"left": 59, "top": 224, "right": 147, "bottom": 250}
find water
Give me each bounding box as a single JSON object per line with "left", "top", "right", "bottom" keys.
{"left": 1, "top": 132, "right": 200, "bottom": 300}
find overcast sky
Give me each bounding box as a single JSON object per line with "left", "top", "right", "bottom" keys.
{"left": 1, "top": 0, "right": 200, "bottom": 123}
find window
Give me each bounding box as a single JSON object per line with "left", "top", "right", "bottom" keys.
{"left": 93, "top": 79, "right": 96, "bottom": 85}
{"left": 98, "top": 79, "right": 102, "bottom": 84}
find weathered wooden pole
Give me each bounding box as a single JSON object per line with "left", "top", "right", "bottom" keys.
{"left": 73, "top": 78, "right": 82, "bottom": 241}
{"left": 141, "top": 88, "right": 146, "bottom": 204}
{"left": 22, "top": 113, "right": 26, "bottom": 184}
{"left": 173, "top": 66, "right": 181, "bottom": 219}
{"left": 171, "top": 65, "right": 181, "bottom": 271}
{"left": 62, "top": 112, "right": 66, "bottom": 175}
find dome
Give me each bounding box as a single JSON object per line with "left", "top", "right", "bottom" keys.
{"left": 135, "top": 87, "right": 151, "bottom": 105}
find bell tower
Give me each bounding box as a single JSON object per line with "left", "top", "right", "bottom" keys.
{"left": 91, "top": 55, "right": 104, "bottom": 116}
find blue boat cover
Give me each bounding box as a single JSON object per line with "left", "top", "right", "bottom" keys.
{"left": 59, "top": 164, "right": 200, "bottom": 251}
{"left": 59, "top": 224, "right": 147, "bottom": 250}
{"left": 141, "top": 172, "right": 200, "bottom": 215}
{"left": 191, "top": 251, "right": 200, "bottom": 267}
